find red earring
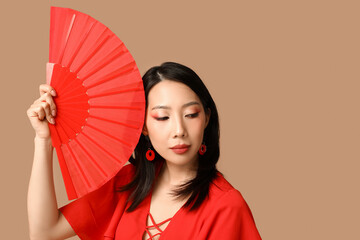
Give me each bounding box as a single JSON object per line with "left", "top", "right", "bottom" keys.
{"left": 146, "top": 148, "right": 155, "bottom": 161}
{"left": 198, "top": 142, "right": 207, "bottom": 155}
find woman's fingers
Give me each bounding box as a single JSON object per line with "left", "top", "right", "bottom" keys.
{"left": 39, "top": 84, "right": 57, "bottom": 97}
{"left": 26, "top": 84, "right": 56, "bottom": 139}
{"left": 35, "top": 92, "right": 57, "bottom": 117}
{"left": 27, "top": 104, "right": 48, "bottom": 123}
{"left": 36, "top": 105, "right": 46, "bottom": 121}
{"left": 40, "top": 101, "right": 55, "bottom": 124}
{"left": 27, "top": 105, "right": 42, "bottom": 119}
{"left": 30, "top": 99, "right": 55, "bottom": 125}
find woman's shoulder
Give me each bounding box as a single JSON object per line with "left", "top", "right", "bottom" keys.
{"left": 208, "top": 171, "right": 247, "bottom": 207}
{"left": 198, "top": 172, "right": 262, "bottom": 239}
{"left": 113, "top": 163, "right": 136, "bottom": 187}
{"left": 117, "top": 162, "right": 136, "bottom": 174}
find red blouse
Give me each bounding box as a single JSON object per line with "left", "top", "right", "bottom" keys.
{"left": 59, "top": 163, "right": 262, "bottom": 239}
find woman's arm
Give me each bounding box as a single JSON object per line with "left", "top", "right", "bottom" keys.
{"left": 27, "top": 84, "right": 75, "bottom": 239}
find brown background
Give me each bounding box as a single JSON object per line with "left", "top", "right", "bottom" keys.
{"left": 0, "top": 0, "right": 359, "bottom": 239}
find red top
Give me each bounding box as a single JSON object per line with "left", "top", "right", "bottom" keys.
{"left": 59, "top": 163, "right": 262, "bottom": 239}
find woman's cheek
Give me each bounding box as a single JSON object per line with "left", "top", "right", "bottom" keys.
{"left": 195, "top": 114, "right": 206, "bottom": 128}
{"left": 186, "top": 118, "right": 203, "bottom": 136}
{"left": 148, "top": 118, "right": 166, "bottom": 132}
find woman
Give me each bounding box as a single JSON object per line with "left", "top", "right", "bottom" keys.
{"left": 27, "top": 62, "right": 262, "bottom": 239}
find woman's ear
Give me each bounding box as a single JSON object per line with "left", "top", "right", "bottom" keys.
{"left": 142, "top": 125, "right": 148, "bottom": 136}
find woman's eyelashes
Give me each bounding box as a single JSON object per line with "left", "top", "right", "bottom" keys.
{"left": 155, "top": 116, "right": 169, "bottom": 121}
{"left": 187, "top": 112, "right": 199, "bottom": 118}
{"left": 155, "top": 112, "right": 199, "bottom": 121}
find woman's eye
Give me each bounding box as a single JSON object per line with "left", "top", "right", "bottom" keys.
{"left": 155, "top": 117, "right": 169, "bottom": 121}
{"left": 155, "top": 113, "right": 198, "bottom": 121}
{"left": 186, "top": 113, "right": 199, "bottom": 118}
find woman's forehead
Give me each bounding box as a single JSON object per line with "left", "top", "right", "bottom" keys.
{"left": 147, "top": 80, "right": 201, "bottom": 108}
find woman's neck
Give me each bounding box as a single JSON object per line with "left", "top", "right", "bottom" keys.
{"left": 158, "top": 160, "right": 198, "bottom": 187}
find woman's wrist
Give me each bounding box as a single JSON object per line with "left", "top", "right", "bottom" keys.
{"left": 34, "top": 136, "right": 53, "bottom": 145}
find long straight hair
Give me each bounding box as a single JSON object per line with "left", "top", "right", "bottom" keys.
{"left": 118, "top": 62, "right": 221, "bottom": 212}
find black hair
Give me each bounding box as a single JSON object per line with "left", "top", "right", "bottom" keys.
{"left": 118, "top": 62, "right": 221, "bottom": 212}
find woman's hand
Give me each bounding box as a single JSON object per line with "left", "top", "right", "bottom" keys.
{"left": 27, "top": 84, "right": 57, "bottom": 140}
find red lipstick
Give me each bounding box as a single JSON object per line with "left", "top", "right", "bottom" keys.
{"left": 170, "top": 144, "right": 190, "bottom": 154}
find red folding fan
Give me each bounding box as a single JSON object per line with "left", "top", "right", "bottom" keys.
{"left": 46, "top": 7, "right": 145, "bottom": 200}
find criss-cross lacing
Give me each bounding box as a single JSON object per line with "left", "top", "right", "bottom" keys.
{"left": 144, "top": 212, "right": 172, "bottom": 240}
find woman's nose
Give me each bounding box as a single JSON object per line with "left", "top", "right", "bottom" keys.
{"left": 172, "top": 116, "right": 186, "bottom": 138}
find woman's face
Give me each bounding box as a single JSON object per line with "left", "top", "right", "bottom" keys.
{"left": 143, "top": 80, "right": 210, "bottom": 168}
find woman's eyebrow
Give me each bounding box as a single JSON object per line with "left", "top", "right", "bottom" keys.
{"left": 151, "top": 101, "right": 200, "bottom": 110}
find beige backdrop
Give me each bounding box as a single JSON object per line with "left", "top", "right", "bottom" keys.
{"left": 1, "top": 0, "right": 359, "bottom": 239}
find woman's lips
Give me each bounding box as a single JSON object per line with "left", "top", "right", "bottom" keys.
{"left": 170, "top": 144, "right": 190, "bottom": 154}
{"left": 171, "top": 147, "right": 189, "bottom": 154}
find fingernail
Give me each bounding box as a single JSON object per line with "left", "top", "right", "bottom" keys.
{"left": 50, "top": 118, "right": 55, "bottom": 124}
{"left": 52, "top": 110, "right": 56, "bottom": 117}
{"left": 51, "top": 90, "right": 56, "bottom": 96}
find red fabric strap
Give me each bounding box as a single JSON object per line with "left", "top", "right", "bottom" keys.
{"left": 144, "top": 212, "right": 172, "bottom": 240}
